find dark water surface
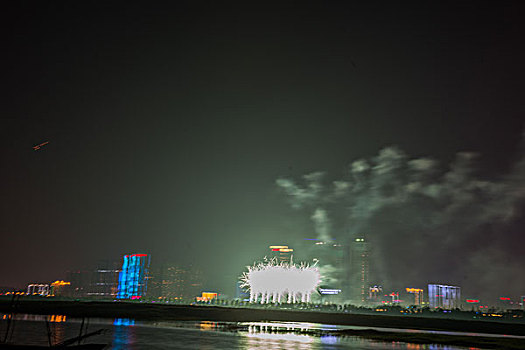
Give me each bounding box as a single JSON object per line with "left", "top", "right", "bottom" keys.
{"left": 0, "top": 314, "right": 476, "bottom": 349}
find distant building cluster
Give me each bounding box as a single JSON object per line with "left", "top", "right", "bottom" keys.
{"left": 11, "top": 254, "right": 204, "bottom": 302}
{"left": 236, "top": 236, "right": 524, "bottom": 311}
{"left": 240, "top": 259, "right": 321, "bottom": 304}
{"left": 4, "top": 236, "right": 524, "bottom": 312}
{"left": 262, "top": 237, "right": 369, "bottom": 305}
{"left": 147, "top": 262, "right": 203, "bottom": 301}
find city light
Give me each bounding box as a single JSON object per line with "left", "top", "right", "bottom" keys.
{"left": 406, "top": 288, "right": 423, "bottom": 293}
{"left": 51, "top": 280, "right": 70, "bottom": 287}
{"left": 197, "top": 292, "right": 218, "bottom": 301}
{"left": 240, "top": 259, "right": 321, "bottom": 304}
{"left": 319, "top": 288, "right": 341, "bottom": 295}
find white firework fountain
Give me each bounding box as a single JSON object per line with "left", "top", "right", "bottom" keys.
{"left": 240, "top": 259, "right": 321, "bottom": 304}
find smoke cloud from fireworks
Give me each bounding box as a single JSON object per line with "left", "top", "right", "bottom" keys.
{"left": 276, "top": 133, "right": 525, "bottom": 299}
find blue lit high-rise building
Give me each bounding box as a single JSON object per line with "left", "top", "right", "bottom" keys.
{"left": 117, "top": 254, "right": 150, "bottom": 299}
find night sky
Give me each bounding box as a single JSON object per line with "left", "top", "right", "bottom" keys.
{"left": 1, "top": 2, "right": 524, "bottom": 298}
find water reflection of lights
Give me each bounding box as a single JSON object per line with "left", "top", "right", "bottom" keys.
{"left": 241, "top": 321, "right": 338, "bottom": 332}
{"left": 320, "top": 335, "right": 339, "bottom": 345}
{"left": 1, "top": 314, "right": 68, "bottom": 322}
{"left": 47, "top": 315, "right": 66, "bottom": 323}
{"left": 113, "top": 318, "right": 136, "bottom": 350}
{"left": 200, "top": 321, "right": 217, "bottom": 330}
{"left": 114, "top": 318, "right": 135, "bottom": 326}
{"left": 43, "top": 315, "right": 67, "bottom": 345}
{"left": 240, "top": 322, "right": 318, "bottom": 350}
{"left": 245, "top": 331, "right": 314, "bottom": 343}
{"left": 243, "top": 330, "right": 315, "bottom": 350}
{"left": 406, "top": 345, "right": 424, "bottom": 350}
{"left": 388, "top": 343, "right": 471, "bottom": 350}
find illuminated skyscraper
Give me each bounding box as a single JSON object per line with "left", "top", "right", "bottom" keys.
{"left": 406, "top": 288, "right": 424, "bottom": 306}
{"left": 428, "top": 284, "right": 461, "bottom": 309}
{"left": 347, "top": 236, "right": 369, "bottom": 304}
{"left": 117, "top": 254, "right": 150, "bottom": 299}
{"left": 269, "top": 245, "right": 294, "bottom": 264}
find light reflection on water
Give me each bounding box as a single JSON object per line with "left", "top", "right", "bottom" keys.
{"left": 0, "top": 314, "right": 477, "bottom": 349}
{"left": 321, "top": 335, "right": 338, "bottom": 345}
{"left": 242, "top": 329, "right": 316, "bottom": 350}
{"left": 112, "top": 323, "right": 135, "bottom": 350}
{"left": 113, "top": 318, "right": 135, "bottom": 326}
{"left": 199, "top": 320, "right": 217, "bottom": 330}
{"left": 1, "top": 314, "right": 70, "bottom": 346}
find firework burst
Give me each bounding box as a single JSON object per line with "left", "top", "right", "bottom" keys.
{"left": 240, "top": 259, "right": 321, "bottom": 304}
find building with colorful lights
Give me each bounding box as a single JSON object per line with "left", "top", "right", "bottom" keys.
{"left": 117, "top": 253, "right": 150, "bottom": 299}
{"left": 269, "top": 245, "right": 294, "bottom": 264}
{"left": 346, "top": 236, "right": 369, "bottom": 304}
{"left": 428, "top": 284, "right": 461, "bottom": 309}
{"left": 50, "top": 280, "right": 71, "bottom": 296}
{"left": 406, "top": 288, "right": 424, "bottom": 306}
{"left": 196, "top": 292, "right": 218, "bottom": 302}
{"left": 27, "top": 284, "right": 50, "bottom": 296}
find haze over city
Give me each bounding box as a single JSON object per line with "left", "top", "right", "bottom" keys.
{"left": 2, "top": 1, "right": 524, "bottom": 303}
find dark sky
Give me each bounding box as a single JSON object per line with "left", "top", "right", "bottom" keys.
{"left": 1, "top": 2, "right": 524, "bottom": 297}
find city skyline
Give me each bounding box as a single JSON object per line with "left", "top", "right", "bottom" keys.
{"left": 5, "top": 243, "right": 523, "bottom": 309}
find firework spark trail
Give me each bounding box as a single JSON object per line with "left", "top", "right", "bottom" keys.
{"left": 240, "top": 259, "right": 321, "bottom": 304}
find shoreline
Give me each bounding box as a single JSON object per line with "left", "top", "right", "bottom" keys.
{"left": 1, "top": 299, "right": 525, "bottom": 349}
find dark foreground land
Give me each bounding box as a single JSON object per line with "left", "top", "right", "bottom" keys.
{"left": 1, "top": 299, "right": 525, "bottom": 349}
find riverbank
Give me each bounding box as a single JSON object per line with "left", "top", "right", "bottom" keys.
{"left": 1, "top": 299, "right": 524, "bottom": 336}
{"left": 2, "top": 299, "right": 525, "bottom": 349}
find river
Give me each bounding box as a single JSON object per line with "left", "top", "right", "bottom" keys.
{"left": 0, "top": 314, "right": 483, "bottom": 349}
